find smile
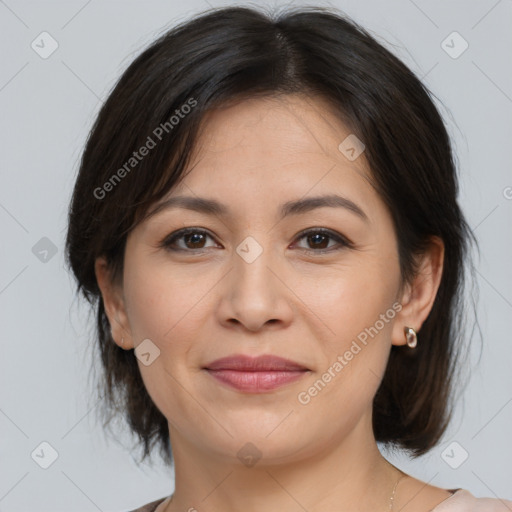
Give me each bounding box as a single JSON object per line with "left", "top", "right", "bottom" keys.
{"left": 204, "top": 368, "right": 309, "bottom": 392}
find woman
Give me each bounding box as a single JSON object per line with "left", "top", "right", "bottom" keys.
{"left": 65, "top": 5, "right": 512, "bottom": 511}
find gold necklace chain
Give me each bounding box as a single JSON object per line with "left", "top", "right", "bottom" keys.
{"left": 389, "top": 473, "right": 407, "bottom": 511}
{"left": 163, "top": 472, "right": 407, "bottom": 511}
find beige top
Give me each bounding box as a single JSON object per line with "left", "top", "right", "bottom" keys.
{"left": 127, "top": 489, "right": 512, "bottom": 511}
{"left": 431, "top": 489, "right": 512, "bottom": 511}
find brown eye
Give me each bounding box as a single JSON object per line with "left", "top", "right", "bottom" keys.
{"left": 160, "top": 227, "right": 352, "bottom": 255}
{"left": 294, "top": 228, "right": 352, "bottom": 254}
{"left": 161, "top": 228, "right": 218, "bottom": 252}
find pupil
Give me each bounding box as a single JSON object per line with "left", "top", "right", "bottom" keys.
{"left": 186, "top": 233, "right": 204, "bottom": 248}
{"left": 309, "top": 233, "right": 328, "bottom": 249}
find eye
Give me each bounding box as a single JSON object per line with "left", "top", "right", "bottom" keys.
{"left": 292, "top": 228, "right": 352, "bottom": 254}
{"left": 160, "top": 228, "right": 219, "bottom": 252}
{"left": 159, "top": 227, "right": 352, "bottom": 254}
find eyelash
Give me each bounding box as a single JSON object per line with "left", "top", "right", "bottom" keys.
{"left": 159, "top": 227, "right": 353, "bottom": 255}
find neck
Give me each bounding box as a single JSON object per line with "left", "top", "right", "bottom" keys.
{"left": 165, "top": 415, "right": 404, "bottom": 512}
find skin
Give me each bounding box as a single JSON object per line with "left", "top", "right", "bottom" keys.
{"left": 96, "top": 94, "right": 451, "bottom": 511}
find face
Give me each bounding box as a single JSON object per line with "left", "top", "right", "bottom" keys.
{"left": 97, "top": 94, "right": 433, "bottom": 466}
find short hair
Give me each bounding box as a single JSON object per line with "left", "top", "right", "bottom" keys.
{"left": 65, "top": 5, "right": 476, "bottom": 466}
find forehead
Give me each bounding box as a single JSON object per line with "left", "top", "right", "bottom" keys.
{"left": 194, "top": 94, "right": 363, "bottom": 164}
{"left": 175, "top": 94, "right": 375, "bottom": 198}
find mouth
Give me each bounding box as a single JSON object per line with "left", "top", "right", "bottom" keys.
{"left": 203, "top": 354, "right": 310, "bottom": 393}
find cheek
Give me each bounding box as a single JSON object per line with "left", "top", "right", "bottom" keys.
{"left": 292, "top": 256, "right": 400, "bottom": 413}
{"left": 293, "top": 258, "right": 399, "bottom": 339}
{"left": 123, "top": 256, "right": 216, "bottom": 352}
{"left": 294, "top": 266, "right": 397, "bottom": 430}
{"left": 123, "top": 269, "right": 170, "bottom": 341}
{"left": 122, "top": 259, "right": 211, "bottom": 422}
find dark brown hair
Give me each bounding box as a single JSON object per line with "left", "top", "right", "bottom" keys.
{"left": 65, "top": 5, "right": 476, "bottom": 466}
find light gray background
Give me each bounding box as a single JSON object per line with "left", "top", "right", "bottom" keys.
{"left": 1, "top": 0, "right": 511, "bottom": 510}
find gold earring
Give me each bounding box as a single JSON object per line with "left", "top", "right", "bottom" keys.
{"left": 404, "top": 327, "right": 417, "bottom": 348}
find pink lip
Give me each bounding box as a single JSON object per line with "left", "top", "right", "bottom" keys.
{"left": 203, "top": 354, "right": 310, "bottom": 393}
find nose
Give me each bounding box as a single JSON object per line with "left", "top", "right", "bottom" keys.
{"left": 216, "top": 240, "right": 294, "bottom": 332}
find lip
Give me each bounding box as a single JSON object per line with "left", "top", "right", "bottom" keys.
{"left": 203, "top": 354, "right": 310, "bottom": 393}
{"left": 204, "top": 354, "right": 309, "bottom": 371}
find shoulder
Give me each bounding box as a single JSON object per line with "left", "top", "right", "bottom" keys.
{"left": 432, "top": 489, "right": 512, "bottom": 511}
{"left": 124, "top": 496, "right": 167, "bottom": 512}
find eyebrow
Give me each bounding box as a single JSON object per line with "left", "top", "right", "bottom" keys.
{"left": 145, "top": 194, "right": 369, "bottom": 223}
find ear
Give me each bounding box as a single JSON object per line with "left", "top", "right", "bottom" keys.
{"left": 391, "top": 236, "right": 445, "bottom": 347}
{"left": 94, "top": 256, "right": 134, "bottom": 350}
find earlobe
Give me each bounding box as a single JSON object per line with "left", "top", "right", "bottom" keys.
{"left": 94, "top": 256, "right": 133, "bottom": 349}
{"left": 391, "top": 237, "right": 445, "bottom": 347}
